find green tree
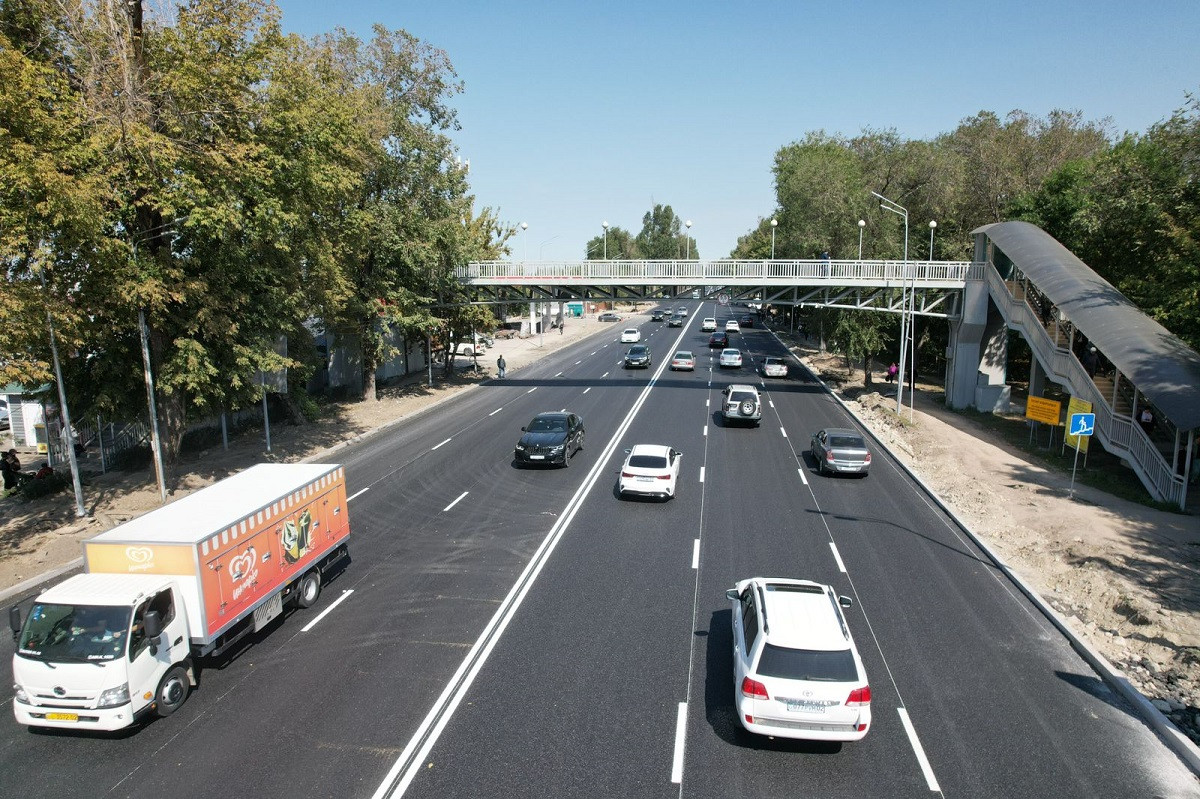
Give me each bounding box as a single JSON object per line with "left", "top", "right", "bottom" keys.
{"left": 584, "top": 226, "right": 637, "bottom": 260}
{"left": 635, "top": 204, "right": 697, "bottom": 259}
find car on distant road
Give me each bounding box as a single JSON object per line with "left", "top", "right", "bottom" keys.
{"left": 719, "top": 348, "right": 743, "bottom": 368}
{"left": 670, "top": 350, "right": 696, "bottom": 371}
{"left": 725, "top": 320, "right": 741, "bottom": 334}
{"left": 598, "top": 312, "right": 620, "bottom": 322}
{"left": 701, "top": 318, "right": 717, "bottom": 332}
{"left": 760, "top": 357, "right": 788, "bottom": 378}
{"left": 620, "top": 328, "right": 641, "bottom": 343}
{"left": 668, "top": 315, "right": 684, "bottom": 328}
{"left": 708, "top": 331, "right": 728, "bottom": 349}
{"left": 721, "top": 384, "right": 761, "bottom": 425}
{"left": 514, "top": 412, "right": 585, "bottom": 468}
{"left": 624, "top": 344, "right": 652, "bottom": 369}
{"left": 810, "top": 427, "right": 872, "bottom": 476}
{"left": 618, "top": 444, "right": 682, "bottom": 500}
{"left": 740, "top": 315, "right": 755, "bottom": 328}
{"left": 651, "top": 310, "right": 666, "bottom": 322}
{"left": 675, "top": 306, "right": 688, "bottom": 316}
{"left": 727, "top": 576, "right": 871, "bottom": 742}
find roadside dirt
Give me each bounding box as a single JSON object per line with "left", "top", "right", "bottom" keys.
{"left": 2, "top": 312, "right": 1199, "bottom": 742}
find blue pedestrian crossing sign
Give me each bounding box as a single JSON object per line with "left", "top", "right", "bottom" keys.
{"left": 1069, "top": 413, "right": 1096, "bottom": 437}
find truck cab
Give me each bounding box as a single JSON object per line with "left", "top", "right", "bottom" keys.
{"left": 11, "top": 573, "right": 193, "bottom": 731}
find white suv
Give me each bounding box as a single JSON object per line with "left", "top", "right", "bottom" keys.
{"left": 727, "top": 577, "right": 871, "bottom": 741}
{"left": 701, "top": 318, "right": 717, "bottom": 332}
{"left": 721, "top": 384, "right": 761, "bottom": 426}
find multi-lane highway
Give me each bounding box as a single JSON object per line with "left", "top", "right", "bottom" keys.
{"left": 3, "top": 303, "right": 1197, "bottom": 799}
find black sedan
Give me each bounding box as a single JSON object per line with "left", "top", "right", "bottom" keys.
{"left": 650, "top": 311, "right": 666, "bottom": 321}
{"left": 740, "top": 315, "right": 754, "bottom": 328}
{"left": 708, "top": 331, "right": 728, "bottom": 348}
{"left": 624, "top": 344, "right": 652, "bottom": 369}
{"left": 514, "top": 412, "right": 585, "bottom": 468}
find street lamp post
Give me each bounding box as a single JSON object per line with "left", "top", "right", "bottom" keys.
{"left": 520, "top": 221, "right": 528, "bottom": 261}
{"left": 871, "top": 191, "right": 910, "bottom": 416}
{"left": 685, "top": 219, "right": 692, "bottom": 260}
{"left": 858, "top": 219, "right": 866, "bottom": 262}
{"left": 602, "top": 221, "right": 609, "bottom": 260}
{"left": 929, "top": 220, "right": 937, "bottom": 260}
{"left": 37, "top": 269, "right": 87, "bottom": 518}
{"left": 770, "top": 218, "right": 777, "bottom": 259}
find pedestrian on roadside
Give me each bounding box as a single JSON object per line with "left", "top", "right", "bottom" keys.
{"left": 2, "top": 449, "right": 21, "bottom": 490}
{"left": 1081, "top": 346, "right": 1099, "bottom": 377}
{"left": 496, "top": 354, "right": 507, "bottom": 379}
{"left": 1138, "top": 407, "right": 1156, "bottom": 436}
{"left": 886, "top": 363, "right": 898, "bottom": 383}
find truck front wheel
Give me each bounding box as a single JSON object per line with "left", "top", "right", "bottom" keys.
{"left": 155, "top": 665, "right": 191, "bottom": 718}
{"left": 297, "top": 571, "right": 321, "bottom": 608}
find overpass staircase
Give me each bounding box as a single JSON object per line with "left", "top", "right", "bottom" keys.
{"left": 986, "top": 264, "right": 1188, "bottom": 507}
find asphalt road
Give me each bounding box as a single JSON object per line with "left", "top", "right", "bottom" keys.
{"left": 2, "top": 303, "right": 1197, "bottom": 799}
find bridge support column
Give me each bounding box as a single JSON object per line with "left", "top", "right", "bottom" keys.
{"left": 1029, "top": 355, "right": 1046, "bottom": 399}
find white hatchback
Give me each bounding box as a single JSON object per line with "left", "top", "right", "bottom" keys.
{"left": 727, "top": 577, "right": 871, "bottom": 742}
{"left": 618, "top": 444, "right": 681, "bottom": 500}
{"left": 620, "top": 328, "right": 641, "bottom": 343}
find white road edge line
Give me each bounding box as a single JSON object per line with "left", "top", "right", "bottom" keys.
{"left": 898, "top": 707, "right": 941, "bottom": 791}
{"left": 300, "top": 589, "right": 354, "bottom": 633}
{"left": 671, "top": 702, "right": 688, "bottom": 783}
{"left": 442, "top": 491, "right": 468, "bottom": 512}
{"left": 829, "top": 541, "right": 847, "bottom": 573}
{"left": 347, "top": 487, "right": 369, "bottom": 502}
{"left": 798, "top": 467, "right": 809, "bottom": 486}
{"left": 489, "top": 408, "right": 503, "bottom": 417}
{"left": 431, "top": 438, "right": 451, "bottom": 451}
{"left": 691, "top": 540, "right": 700, "bottom": 570}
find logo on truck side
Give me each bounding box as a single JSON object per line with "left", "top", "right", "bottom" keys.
{"left": 229, "top": 547, "right": 259, "bottom": 600}
{"left": 126, "top": 546, "right": 155, "bottom": 571}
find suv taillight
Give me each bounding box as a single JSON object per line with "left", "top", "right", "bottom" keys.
{"left": 846, "top": 685, "right": 871, "bottom": 706}
{"left": 741, "top": 676, "right": 769, "bottom": 700}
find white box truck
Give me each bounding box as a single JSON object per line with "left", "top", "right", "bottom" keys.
{"left": 9, "top": 463, "right": 350, "bottom": 731}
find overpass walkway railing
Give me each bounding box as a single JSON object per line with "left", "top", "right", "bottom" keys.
{"left": 982, "top": 262, "right": 1184, "bottom": 506}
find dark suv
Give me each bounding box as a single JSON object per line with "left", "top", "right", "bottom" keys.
{"left": 624, "top": 345, "right": 651, "bottom": 369}
{"left": 514, "top": 412, "right": 585, "bottom": 468}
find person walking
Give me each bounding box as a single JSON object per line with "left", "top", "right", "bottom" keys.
{"left": 496, "top": 354, "right": 507, "bottom": 379}
{"left": 886, "top": 363, "right": 898, "bottom": 383}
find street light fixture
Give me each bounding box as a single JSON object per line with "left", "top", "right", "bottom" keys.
{"left": 929, "top": 219, "right": 937, "bottom": 260}
{"left": 602, "top": 221, "right": 609, "bottom": 260}
{"left": 770, "top": 218, "right": 777, "bottom": 259}
{"left": 520, "top": 221, "right": 528, "bottom": 261}
{"left": 858, "top": 219, "right": 866, "bottom": 262}
{"left": 685, "top": 219, "right": 693, "bottom": 260}
{"left": 871, "top": 191, "right": 910, "bottom": 416}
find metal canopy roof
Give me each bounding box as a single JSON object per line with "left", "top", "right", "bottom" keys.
{"left": 975, "top": 221, "right": 1200, "bottom": 432}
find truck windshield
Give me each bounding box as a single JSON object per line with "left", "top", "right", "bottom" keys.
{"left": 16, "top": 603, "right": 131, "bottom": 663}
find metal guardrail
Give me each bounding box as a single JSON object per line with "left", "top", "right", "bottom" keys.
{"left": 460, "top": 259, "right": 979, "bottom": 286}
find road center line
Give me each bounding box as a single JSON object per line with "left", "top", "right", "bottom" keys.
{"left": 442, "top": 491, "right": 468, "bottom": 512}
{"left": 691, "top": 540, "right": 700, "bottom": 570}
{"left": 431, "top": 438, "right": 451, "bottom": 451}
{"left": 703, "top": 425, "right": 708, "bottom": 437}
{"left": 347, "top": 487, "right": 369, "bottom": 502}
{"left": 798, "top": 467, "right": 809, "bottom": 486}
{"left": 780, "top": 427, "right": 788, "bottom": 438}
{"left": 699, "top": 466, "right": 705, "bottom": 483}
{"left": 489, "top": 408, "right": 503, "bottom": 416}
{"left": 670, "top": 702, "right": 688, "bottom": 783}
{"left": 574, "top": 360, "right": 582, "bottom": 365}
{"left": 300, "top": 589, "right": 354, "bottom": 633}
{"left": 829, "top": 541, "right": 847, "bottom": 573}
{"left": 898, "top": 708, "right": 941, "bottom": 791}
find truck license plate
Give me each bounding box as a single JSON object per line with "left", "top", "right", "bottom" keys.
{"left": 45, "top": 712, "right": 79, "bottom": 722}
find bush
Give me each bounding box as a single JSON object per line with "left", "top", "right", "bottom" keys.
{"left": 16, "top": 472, "right": 69, "bottom": 501}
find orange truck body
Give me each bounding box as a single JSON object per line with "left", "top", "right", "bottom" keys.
{"left": 82, "top": 463, "right": 349, "bottom": 644}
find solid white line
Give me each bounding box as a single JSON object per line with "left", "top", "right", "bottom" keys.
{"left": 431, "top": 438, "right": 451, "bottom": 450}
{"left": 798, "top": 467, "right": 809, "bottom": 486}
{"left": 526, "top": 387, "right": 537, "bottom": 394}
{"left": 442, "top": 491, "right": 468, "bottom": 512}
{"left": 829, "top": 541, "right": 847, "bottom": 573}
{"left": 583, "top": 387, "right": 591, "bottom": 395}
{"left": 671, "top": 702, "right": 688, "bottom": 783}
{"left": 699, "top": 466, "right": 705, "bottom": 483}
{"left": 347, "top": 487, "right": 369, "bottom": 502}
{"left": 780, "top": 427, "right": 788, "bottom": 438}
{"left": 898, "top": 707, "right": 941, "bottom": 791}
{"left": 489, "top": 408, "right": 503, "bottom": 417}
{"left": 300, "top": 589, "right": 354, "bottom": 633}
{"left": 691, "top": 540, "right": 700, "bottom": 570}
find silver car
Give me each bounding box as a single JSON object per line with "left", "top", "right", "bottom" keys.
{"left": 810, "top": 428, "right": 872, "bottom": 476}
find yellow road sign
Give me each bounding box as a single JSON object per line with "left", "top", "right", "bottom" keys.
{"left": 1025, "top": 396, "right": 1062, "bottom": 426}
{"left": 1065, "top": 396, "right": 1092, "bottom": 453}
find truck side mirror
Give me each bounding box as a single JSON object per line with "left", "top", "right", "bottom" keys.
{"left": 9, "top": 605, "right": 21, "bottom": 639}
{"left": 143, "top": 610, "right": 163, "bottom": 640}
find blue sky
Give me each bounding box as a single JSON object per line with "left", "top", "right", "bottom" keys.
{"left": 274, "top": 0, "right": 1199, "bottom": 260}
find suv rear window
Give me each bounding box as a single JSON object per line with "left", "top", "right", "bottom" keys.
{"left": 756, "top": 644, "right": 858, "bottom": 682}
{"left": 729, "top": 391, "right": 757, "bottom": 403}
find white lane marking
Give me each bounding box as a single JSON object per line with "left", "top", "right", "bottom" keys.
{"left": 829, "top": 541, "right": 847, "bottom": 573}
{"left": 699, "top": 466, "right": 705, "bottom": 483}
{"left": 574, "top": 360, "right": 582, "bottom": 365}
{"left": 526, "top": 387, "right": 537, "bottom": 394}
{"left": 769, "top": 399, "right": 775, "bottom": 408}
{"left": 705, "top": 398, "right": 710, "bottom": 408}
{"left": 898, "top": 708, "right": 941, "bottom": 791}
{"left": 703, "top": 425, "right": 708, "bottom": 437}
{"left": 583, "top": 387, "right": 591, "bottom": 395}
{"left": 442, "top": 492, "right": 469, "bottom": 512}
{"left": 671, "top": 702, "right": 688, "bottom": 783}
{"left": 431, "top": 438, "right": 451, "bottom": 451}
{"left": 348, "top": 487, "right": 369, "bottom": 502}
{"left": 601, "top": 372, "right": 609, "bottom": 378}
{"left": 691, "top": 539, "right": 700, "bottom": 569}
{"left": 798, "top": 467, "right": 809, "bottom": 486}
{"left": 555, "top": 371, "right": 564, "bottom": 377}
{"left": 300, "top": 589, "right": 355, "bottom": 633}
{"left": 780, "top": 427, "right": 788, "bottom": 438}
{"left": 488, "top": 408, "right": 503, "bottom": 417}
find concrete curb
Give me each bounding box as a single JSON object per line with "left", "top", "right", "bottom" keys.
{"left": 777, "top": 331, "right": 1200, "bottom": 776}
{"left": 0, "top": 557, "right": 84, "bottom": 605}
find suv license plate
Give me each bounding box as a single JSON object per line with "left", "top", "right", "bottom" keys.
{"left": 785, "top": 700, "right": 825, "bottom": 714}
{"left": 530, "top": 455, "right": 544, "bottom": 460}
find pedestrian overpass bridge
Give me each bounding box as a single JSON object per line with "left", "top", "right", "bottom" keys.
{"left": 457, "top": 222, "right": 1200, "bottom": 510}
